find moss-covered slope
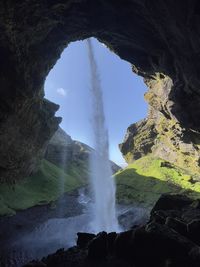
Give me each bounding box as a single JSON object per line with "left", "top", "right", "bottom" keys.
{"left": 116, "top": 155, "right": 200, "bottom": 207}
{"left": 0, "top": 127, "right": 121, "bottom": 217}
{"left": 0, "top": 159, "right": 88, "bottom": 216}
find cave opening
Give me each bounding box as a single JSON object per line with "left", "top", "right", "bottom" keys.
{"left": 30, "top": 37, "right": 148, "bottom": 255}
{"left": 44, "top": 38, "right": 148, "bottom": 167}
{"left": 0, "top": 35, "right": 150, "bottom": 267}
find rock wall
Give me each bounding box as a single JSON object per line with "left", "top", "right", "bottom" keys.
{"left": 0, "top": 98, "right": 61, "bottom": 183}
{"left": 0, "top": 0, "right": 200, "bottom": 181}
{"left": 120, "top": 74, "right": 200, "bottom": 173}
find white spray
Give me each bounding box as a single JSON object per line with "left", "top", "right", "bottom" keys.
{"left": 87, "top": 38, "right": 119, "bottom": 233}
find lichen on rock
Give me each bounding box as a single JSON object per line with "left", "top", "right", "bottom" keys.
{"left": 120, "top": 73, "right": 200, "bottom": 174}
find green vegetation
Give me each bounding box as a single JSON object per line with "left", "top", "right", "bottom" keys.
{"left": 115, "top": 155, "right": 200, "bottom": 207}
{"left": 0, "top": 159, "right": 88, "bottom": 216}
{"left": 1, "top": 153, "right": 199, "bottom": 217}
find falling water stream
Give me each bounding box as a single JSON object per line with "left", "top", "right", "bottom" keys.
{"left": 87, "top": 38, "right": 119, "bottom": 233}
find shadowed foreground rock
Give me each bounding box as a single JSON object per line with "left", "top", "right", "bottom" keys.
{"left": 24, "top": 194, "right": 200, "bottom": 267}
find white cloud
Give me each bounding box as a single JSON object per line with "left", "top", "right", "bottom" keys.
{"left": 56, "top": 87, "right": 67, "bottom": 97}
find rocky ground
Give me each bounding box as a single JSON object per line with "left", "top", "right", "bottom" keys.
{"left": 23, "top": 194, "right": 200, "bottom": 267}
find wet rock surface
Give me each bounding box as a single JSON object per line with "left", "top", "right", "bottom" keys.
{"left": 25, "top": 194, "right": 200, "bottom": 267}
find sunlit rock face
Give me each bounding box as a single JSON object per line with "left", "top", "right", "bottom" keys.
{"left": 0, "top": 0, "right": 200, "bottom": 181}
{"left": 120, "top": 75, "right": 200, "bottom": 173}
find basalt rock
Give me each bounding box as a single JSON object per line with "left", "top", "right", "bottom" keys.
{"left": 77, "top": 232, "right": 96, "bottom": 249}
{"left": 120, "top": 74, "right": 200, "bottom": 173}
{"left": 25, "top": 194, "right": 200, "bottom": 267}
{"left": 0, "top": 98, "right": 61, "bottom": 183}
{"left": 87, "top": 231, "right": 108, "bottom": 260}
{"left": 23, "top": 261, "right": 46, "bottom": 267}
{"left": 0, "top": 1, "right": 200, "bottom": 181}
{"left": 151, "top": 194, "right": 193, "bottom": 214}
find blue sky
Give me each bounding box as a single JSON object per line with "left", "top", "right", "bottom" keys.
{"left": 45, "top": 38, "right": 147, "bottom": 166}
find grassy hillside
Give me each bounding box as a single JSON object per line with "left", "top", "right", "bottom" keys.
{"left": 116, "top": 155, "right": 200, "bottom": 207}
{"left": 0, "top": 159, "right": 88, "bottom": 216}
{"left": 1, "top": 153, "right": 199, "bottom": 216}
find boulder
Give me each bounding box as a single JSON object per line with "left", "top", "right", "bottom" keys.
{"left": 77, "top": 232, "right": 96, "bottom": 249}
{"left": 165, "top": 217, "right": 188, "bottom": 237}
{"left": 107, "top": 232, "right": 117, "bottom": 254}
{"left": 114, "top": 230, "right": 134, "bottom": 259}
{"left": 23, "top": 261, "right": 46, "bottom": 267}
{"left": 151, "top": 194, "right": 192, "bottom": 214}
{"left": 190, "top": 199, "right": 200, "bottom": 210}
{"left": 189, "top": 247, "right": 200, "bottom": 267}
{"left": 145, "top": 222, "right": 197, "bottom": 262}
{"left": 187, "top": 219, "right": 200, "bottom": 245}
{"left": 88, "top": 231, "right": 108, "bottom": 260}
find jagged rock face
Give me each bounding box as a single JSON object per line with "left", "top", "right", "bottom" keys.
{"left": 0, "top": 98, "right": 61, "bottom": 183}
{"left": 0, "top": 0, "right": 200, "bottom": 181}
{"left": 120, "top": 74, "right": 200, "bottom": 173}
{"left": 119, "top": 119, "right": 157, "bottom": 161}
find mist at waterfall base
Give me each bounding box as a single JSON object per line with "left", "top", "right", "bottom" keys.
{"left": 87, "top": 38, "right": 119, "bottom": 233}
{"left": 1, "top": 188, "right": 148, "bottom": 267}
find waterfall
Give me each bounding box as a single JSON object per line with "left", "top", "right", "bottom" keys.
{"left": 87, "top": 38, "right": 119, "bottom": 233}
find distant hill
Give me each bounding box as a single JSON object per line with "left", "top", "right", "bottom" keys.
{"left": 45, "top": 127, "right": 121, "bottom": 174}
{"left": 0, "top": 127, "right": 121, "bottom": 216}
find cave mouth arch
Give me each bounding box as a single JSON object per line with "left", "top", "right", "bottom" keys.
{"left": 44, "top": 38, "right": 148, "bottom": 167}
{"left": 1, "top": 2, "right": 200, "bottom": 266}
{"left": 0, "top": 0, "right": 200, "bottom": 183}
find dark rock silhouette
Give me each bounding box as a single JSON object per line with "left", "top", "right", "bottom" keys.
{"left": 0, "top": 1, "right": 200, "bottom": 181}
{"left": 23, "top": 194, "right": 200, "bottom": 267}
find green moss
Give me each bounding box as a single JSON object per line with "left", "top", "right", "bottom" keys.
{"left": 0, "top": 159, "right": 88, "bottom": 216}
{"left": 115, "top": 155, "right": 200, "bottom": 207}
{"left": 1, "top": 152, "right": 199, "bottom": 216}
